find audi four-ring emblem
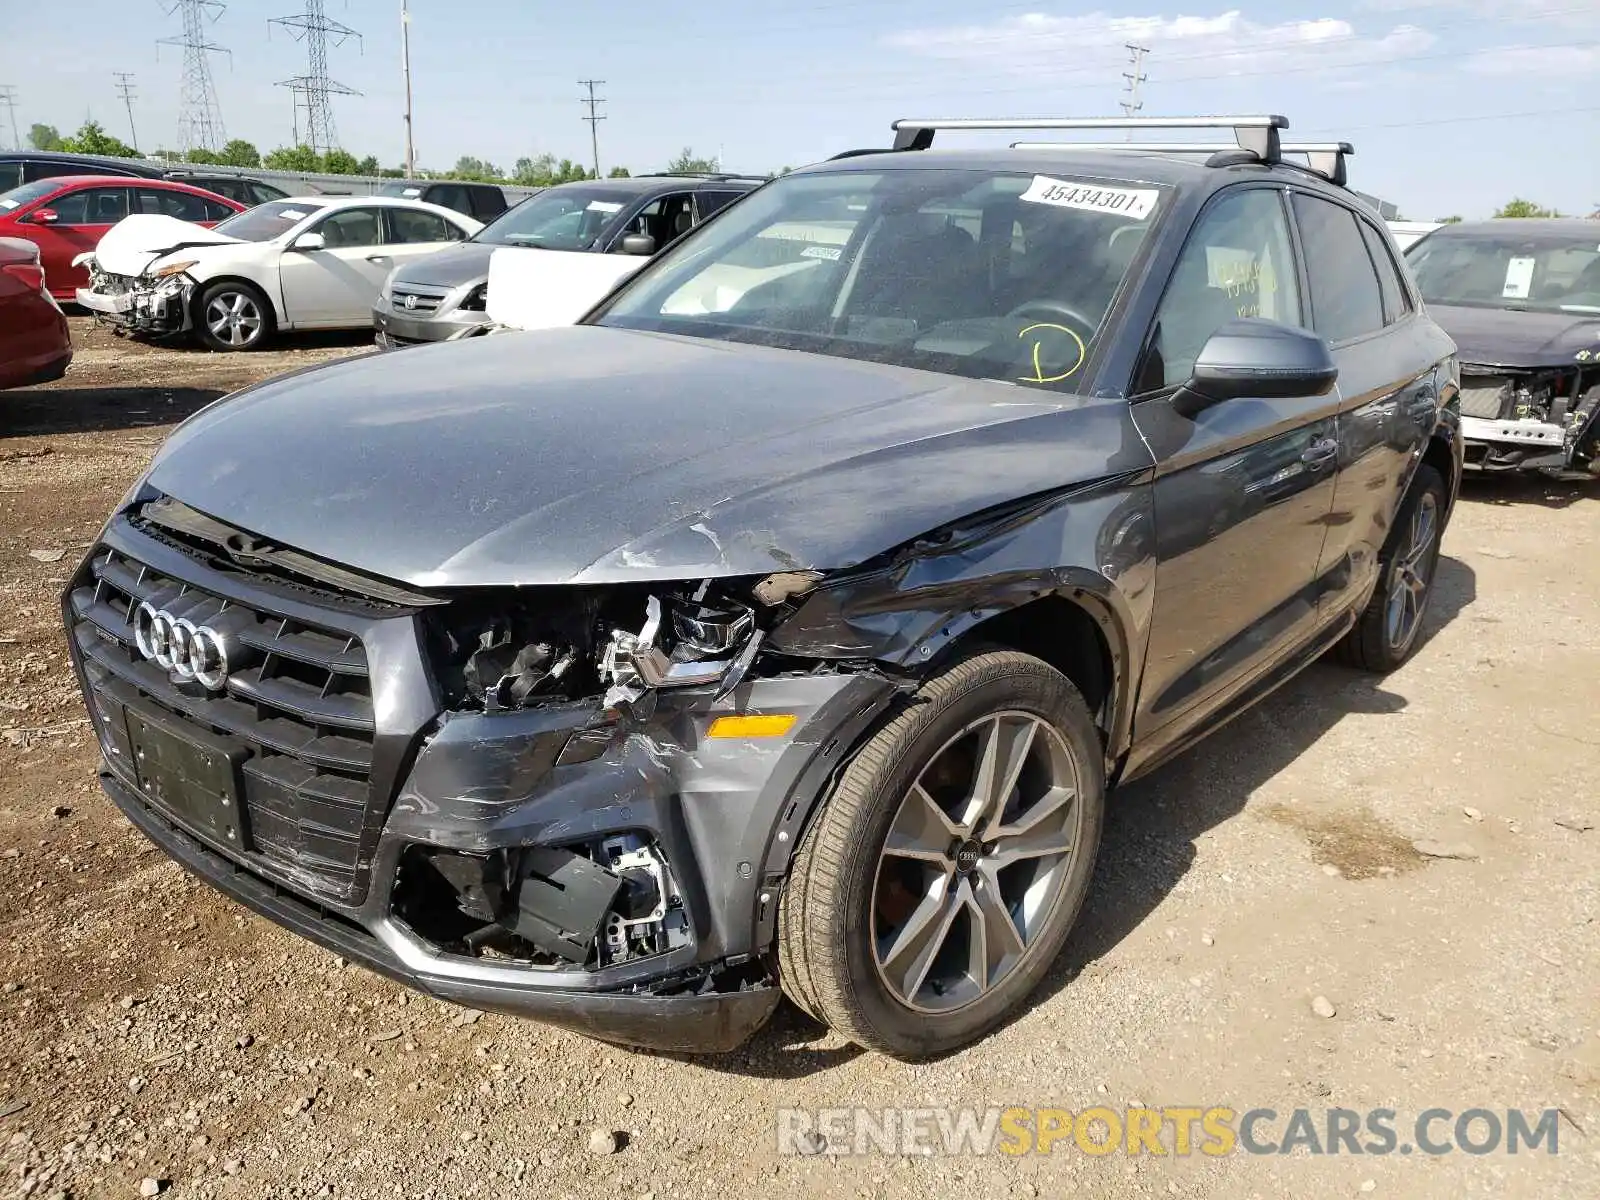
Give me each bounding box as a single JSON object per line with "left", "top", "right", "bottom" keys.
{"left": 133, "top": 602, "right": 233, "bottom": 691}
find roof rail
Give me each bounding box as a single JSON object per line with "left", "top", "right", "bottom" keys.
{"left": 891, "top": 115, "right": 1288, "bottom": 160}
{"left": 652, "top": 171, "right": 765, "bottom": 181}
{"left": 1009, "top": 139, "right": 1355, "bottom": 186}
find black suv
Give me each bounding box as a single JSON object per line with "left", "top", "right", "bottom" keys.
{"left": 63, "top": 115, "right": 1461, "bottom": 1059}
{"left": 376, "top": 179, "right": 510, "bottom": 222}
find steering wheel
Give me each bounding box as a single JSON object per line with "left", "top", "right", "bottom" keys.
{"left": 1005, "top": 300, "right": 1099, "bottom": 384}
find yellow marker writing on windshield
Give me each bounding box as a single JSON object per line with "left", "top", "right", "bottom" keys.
{"left": 1018, "top": 322, "right": 1087, "bottom": 385}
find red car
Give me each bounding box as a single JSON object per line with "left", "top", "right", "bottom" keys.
{"left": 0, "top": 175, "right": 244, "bottom": 301}
{"left": 0, "top": 237, "right": 71, "bottom": 389}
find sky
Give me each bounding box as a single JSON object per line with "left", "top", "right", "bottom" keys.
{"left": 2, "top": 0, "right": 1597, "bottom": 220}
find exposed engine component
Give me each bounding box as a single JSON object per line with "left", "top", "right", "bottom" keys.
{"left": 462, "top": 623, "right": 576, "bottom": 712}
{"left": 1459, "top": 365, "right": 1600, "bottom": 472}
{"left": 600, "top": 592, "right": 763, "bottom": 705}
{"left": 597, "top": 834, "right": 689, "bottom": 968}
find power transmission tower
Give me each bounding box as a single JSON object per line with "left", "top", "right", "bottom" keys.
{"left": 0, "top": 86, "right": 18, "bottom": 151}
{"left": 1120, "top": 43, "right": 1150, "bottom": 139}
{"left": 270, "top": 0, "right": 362, "bottom": 154}
{"left": 113, "top": 72, "right": 140, "bottom": 151}
{"left": 158, "top": 0, "right": 229, "bottom": 155}
{"left": 579, "top": 79, "right": 606, "bottom": 179}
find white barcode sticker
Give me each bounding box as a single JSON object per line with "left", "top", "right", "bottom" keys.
{"left": 586, "top": 200, "right": 624, "bottom": 213}
{"left": 801, "top": 244, "right": 841, "bottom": 261}
{"left": 1019, "top": 176, "right": 1159, "bottom": 220}
{"left": 1502, "top": 256, "right": 1536, "bottom": 300}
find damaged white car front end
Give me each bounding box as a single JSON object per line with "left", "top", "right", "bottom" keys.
{"left": 74, "top": 215, "right": 241, "bottom": 338}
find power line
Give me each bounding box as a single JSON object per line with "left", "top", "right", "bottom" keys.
{"left": 271, "top": 0, "right": 362, "bottom": 154}
{"left": 0, "top": 86, "right": 18, "bottom": 151}
{"left": 113, "top": 72, "right": 140, "bottom": 151}
{"left": 158, "top": 0, "right": 229, "bottom": 155}
{"left": 579, "top": 79, "right": 606, "bottom": 179}
{"left": 1120, "top": 43, "right": 1149, "bottom": 140}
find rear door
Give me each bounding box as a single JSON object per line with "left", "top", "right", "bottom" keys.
{"left": 28, "top": 184, "right": 129, "bottom": 295}
{"left": 1289, "top": 191, "right": 1437, "bottom": 621}
{"left": 278, "top": 206, "right": 394, "bottom": 326}
{"left": 1129, "top": 184, "right": 1340, "bottom": 759}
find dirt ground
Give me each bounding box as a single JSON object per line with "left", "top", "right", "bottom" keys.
{"left": 0, "top": 319, "right": 1595, "bottom": 1199}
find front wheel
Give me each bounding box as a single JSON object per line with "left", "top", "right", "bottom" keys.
{"left": 777, "top": 650, "right": 1105, "bottom": 1058}
{"left": 194, "top": 281, "right": 274, "bottom": 352}
{"left": 1337, "top": 463, "right": 1446, "bottom": 672}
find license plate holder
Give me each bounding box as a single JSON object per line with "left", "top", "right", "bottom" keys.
{"left": 124, "top": 706, "right": 250, "bottom": 851}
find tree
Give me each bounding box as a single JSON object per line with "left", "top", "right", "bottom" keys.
{"left": 184, "top": 148, "right": 223, "bottom": 165}
{"left": 356, "top": 155, "right": 381, "bottom": 176}
{"left": 1495, "top": 198, "right": 1563, "bottom": 219}
{"left": 607, "top": 165, "right": 631, "bottom": 178}
{"left": 666, "top": 147, "right": 718, "bottom": 174}
{"left": 512, "top": 153, "right": 556, "bottom": 186}
{"left": 451, "top": 155, "right": 502, "bottom": 181}
{"left": 552, "top": 158, "right": 590, "bottom": 184}
{"left": 28, "top": 124, "right": 62, "bottom": 151}
{"left": 321, "top": 148, "right": 361, "bottom": 175}
{"left": 219, "top": 139, "right": 261, "bottom": 168}
{"left": 264, "top": 144, "right": 321, "bottom": 172}
{"left": 59, "top": 120, "right": 139, "bottom": 158}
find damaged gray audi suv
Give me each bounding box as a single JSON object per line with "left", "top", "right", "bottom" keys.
{"left": 64, "top": 115, "right": 1462, "bottom": 1059}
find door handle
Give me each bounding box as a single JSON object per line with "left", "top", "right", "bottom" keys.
{"left": 1300, "top": 437, "right": 1339, "bottom": 470}
{"left": 365, "top": 254, "right": 391, "bottom": 263}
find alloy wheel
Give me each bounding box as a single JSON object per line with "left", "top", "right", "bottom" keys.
{"left": 205, "top": 291, "right": 263, "bottom": 348}
{"left": 870, "top": 711, "right": 1084, "bottom": 1014}
{"left": 1385, "top": 490, "right": 1439, "bottom": 651}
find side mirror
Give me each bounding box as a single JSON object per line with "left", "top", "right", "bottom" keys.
{"left": 1176, "top": 318, "right": 1338, "bottom": 417}
{"left": 29, "top": 208, "right": 59, "bottom": 225}
{"left": 291, "top": 232, "right": 326, "bottom": 252}
{"left": 617, "top": 233, "right": 656, "bottom": 257}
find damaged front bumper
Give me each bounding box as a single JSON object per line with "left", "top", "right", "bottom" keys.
{"left": 74, "top": 271, "right": 192, "bottom": 337}
{"left": 66, "top": 513, "right": 900, "bottom": 1052}
{"left": 1457, "top": 364, "right": 1600, "bottom": 473}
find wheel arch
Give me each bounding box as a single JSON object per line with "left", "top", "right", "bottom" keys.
{"left": 189, "top": 273, "right": 284, "bottom": 330}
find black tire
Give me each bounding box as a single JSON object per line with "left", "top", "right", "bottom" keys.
{"left": 1336, "top": 463, "right": 1446, "bottom": 672}
{"left": 193, "top": 280, "right": 275, "bottom": 352}
{"left": 777, "top": 649, "right": 1105, "bottom": 1058}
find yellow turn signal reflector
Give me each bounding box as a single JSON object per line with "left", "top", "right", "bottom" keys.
{"left": 707, "top": 714, "right": 798, "bottom": 739}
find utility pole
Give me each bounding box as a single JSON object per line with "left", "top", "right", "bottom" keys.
{"left": 159, "top": 0, "right": 229, "bottom": 155}
{"left": 1120, "top": 43, "right": 1150, "bottom": 140}
{"left": 579, "top": 79, "right": 606, "bottom": 179}
{"left": 400, "top": 0, "right": 415, "bottom": 177}
{"left": 113, "top": 72, "right": 140, "bottom": 151}
{"left": 0, "top": 86, "right": 18, "bottom": 151}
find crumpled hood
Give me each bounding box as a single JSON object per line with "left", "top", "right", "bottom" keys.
{"left": 1430, "top": 303, "right": 1600, "bottom": 370}
{"left": 388, "top": 240, "right": 497, "bottom": 289}
{"left": 144, "top": 325, "right": 1145, "bottom": 588}
{"left": 83, "top": 214, "right": 243, "bottom": 277}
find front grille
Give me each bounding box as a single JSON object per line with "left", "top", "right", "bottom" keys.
{"left": 68, "top": 547, "right": 378, "bottom": 899}
{"left": 1459, "top": 376, "right": 1511, "bottom": 420}
{"left": 388, "top": 284, "right": 447, "bottom": 315}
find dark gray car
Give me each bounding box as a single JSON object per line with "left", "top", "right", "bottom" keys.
{"left": 63, "top": 116, "right": 1462, "bottom": 1059}
{"left": 371, "top": 174, "right": 760, "bottom": 346}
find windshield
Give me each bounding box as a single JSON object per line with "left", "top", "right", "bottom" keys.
{"left": 212, "top": 200, "right": 326, "bottom": 241}
{"left": 1406, "top": 230, "right": 1600, "bottom": 314}
{"left": 596, "top": 168, "right": 1166, "bottom": 388}
{"left": 474, "top": 186, "right": 636, "bottom": 249}
{"left": 0, "top": 179, "right": 65, "bottom": 211}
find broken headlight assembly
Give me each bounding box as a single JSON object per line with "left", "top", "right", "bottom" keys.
{"left": 427, "top": 573, "right": 821, "bottom": 715}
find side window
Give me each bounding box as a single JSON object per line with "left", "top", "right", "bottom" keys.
{"left": 0, "top": 162, "right": 21, "bottom": 192}
{"left": 695, "top": 190, "right": 744, "bottom": 221}
{"left": 316, "top": 207, "right": 383, "bottom": 248}
{"left": 1141, "top": 188, "right": 1303, "bottom": 392}
{"left": 1292, "top": 193, "right": 1385, "bottom": 343}
{"left": 387, "top": 208, "right": 458, "bottom": 244}
{"left": 51, "top": 187, "right": 129, "bottom": 225}
{"left": 1358, "top": 219, "right": 1410, "bottom": 324}
{"left": 425, "top": 184, "right": 471, "bottom": 216}
{"left": 469, "top": 187, "right": 507, "bottom": 220}
{"left": 202, "top": 197, "right": 237, "bottom": 222}
{"left": 627, "top": 193, "right": 696, "bottom": 246}
{"left": 135, "top": 188, "right": 210, "bottom": 222}
{"left": 249, "top": 183, "right": 288, "bottom": 205}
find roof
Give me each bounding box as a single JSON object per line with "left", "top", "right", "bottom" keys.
{"left": 540, "top": 174, "right": 764, "bottom": 196}
{"left": 0, "top": 150, "right": 165, "bottom": 177}
{"left": 798, "top": 146, "right": 1255, "bottom": 189}
{"left": 23, "top": 174, "right": 237, "bottom": 193}
{"left": 1427, "top": 218, "right": 1600, "bottom": 239}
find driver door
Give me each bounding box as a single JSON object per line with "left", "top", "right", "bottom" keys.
{"left": 278, "top": 206, "right": 394, "bottom": 327}
{"left": 1127, "top": 185, "right": 1341, "bottom": 767}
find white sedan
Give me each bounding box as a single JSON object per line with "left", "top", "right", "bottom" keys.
{"left": 75, "top": 196, "right": 482, "bottom": 351}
